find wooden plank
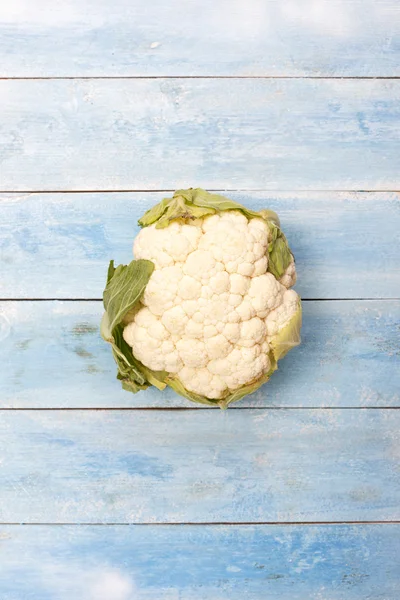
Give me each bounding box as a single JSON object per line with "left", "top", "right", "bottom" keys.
{"left": 0, "top": 79, "right": 399, "bottom": 191}
{"left": 2, "top": 191, "right": 399, "bottom": 299}
{"left": 0, "top": 409, "right": 398, "bottom": 523}
{"left": 0, "top": 524, "right": 399, "bottom": 599}
{"left": 1, "top": 1, "right": 400, "bottom": 77}
{"left": 0, "top": 300, "right": 398, "bottom": 409}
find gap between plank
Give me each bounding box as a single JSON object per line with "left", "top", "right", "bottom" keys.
{"left": 1, "top": 521, "right": 399, "bottom": 526}
{"left": 0, "top": 298, "right": 398, "bottom": 302}
{"left": 1, "top": 189, "right": 400, "bottom": 193}
{"left": 1, "top": 76, "right": 400, "bottom": 81}
{"left": 0, "top": 407, "right": 398, "bottom": 412}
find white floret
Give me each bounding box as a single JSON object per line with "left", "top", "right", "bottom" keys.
{"left": 124, "top": 210, "right": 296, "bottom": 399}
{"left": 248, "top": 273, "right": 285, "bottom": 318}
{"left": 265, "top": 289, "right": 300, "bottom": 338}
{"left": 178, "top": 275, "right": 202, "bottom": 300}
{"left": 230, "top": 273, "right": 250, "bottom": 295}
{"left": 208, "top": 346, "right": 270, "bottom": 390}
{"left": 141, "top": 265, "right": 182, "bottom": 316}
{"left": 205, "top": 334, "right": 232, "bottom": 359}
{"left": 179, "top": 366, "right": 228, "bottom": 399}
{"left": 161, "top": 305, "right": 188, "bottom": 335}
{"left": 279, "top": 257, "right": 297, "bottom": 289}
{"left": 198, "top": 212, "right": 269, "bottom": 277}
{"left": 176, "top": 338, "right": 208, "bottom": 368}
{"left": 134, "top": 221, "right": 201, "bottom": 268}
{"left": 123, "top": 309, "right": 183, "bottom": 373}
{"left": 239, "top": 317, "right": 266, "bottom": 347}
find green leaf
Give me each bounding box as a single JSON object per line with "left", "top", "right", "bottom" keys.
{"left": 140, "top": 364, "right": 168, "bottom": 391}
{"left": 106, "top": 259, "right": 116, "bottom": 285}
{"left": 155, "top": 196, "right": 215, "bottom": 229}
{"left": 189, "top": 188, "right": 260, "bottom": 219}
{"left": 138, "top": 197, "right": 171, "bottom": 227}
{"left": 258, "top": 209, "right": 280, "bottom": 227}
{"left": 137, "top": 188, "right": 281, "bottom": 231}
{"left": 103, "top": 259, "right": 154, "bottom": 332}
{"left": 101, "top": 313, "right": 147, "bottom": 388}
{"left": 185, "top": 202, "right": 216, "bottom": 220}
{"left": 101, "top": 258, "right": 169, "bottom": 394}
{"left": 155, "top": 196, "right": 195, "bottom": 229}
{"left": 267, "top": 230, "right": 293, "bottom": 280}
{"left": 121, "top": 379, "right": 147, "bottom": 394}
{"left": 269, "top": 301, "right": 302, "bottom": 361}
{"left": 267, "top": 222, "right": 278, "bottom": 251}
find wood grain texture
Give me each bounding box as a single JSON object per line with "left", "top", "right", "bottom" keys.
{"left": 0, "top": 524, "right": 399, "bottom": 599}
{"left": 1, "top": 79, "right": 399, "bottom": 191}
{"left": 0, "top": 409, "right": 398, "bottom": 523}
{"left": 2, "top": 0, "right": 399, "bottom": 593}
{"left": 0, "top": 300, "right": 398, "bottom": 409}
{"left": 2, "top": 191, "right": 399, "bottom": 299}
{"left": 0, "top": 0, "right": 399, "bottom": 77}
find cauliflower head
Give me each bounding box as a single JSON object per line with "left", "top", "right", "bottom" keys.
{"left": 101, "top": 189, "right": 301, "bottom": 408}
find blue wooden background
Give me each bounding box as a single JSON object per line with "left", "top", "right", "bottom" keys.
{"left": 0, "top": 1, "right": 400, "bottom": 598}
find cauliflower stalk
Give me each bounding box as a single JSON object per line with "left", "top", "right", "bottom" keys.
{"left": 101, "top": 188, "right": 301, "bottom": 408}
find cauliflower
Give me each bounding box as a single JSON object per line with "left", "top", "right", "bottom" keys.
{"left": 101, "top": 188, "right": 301, "bottom": 408}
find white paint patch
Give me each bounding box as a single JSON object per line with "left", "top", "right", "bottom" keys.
{"left": 211, "top": 0, "right": 271, "bottom": 38}
{"left": 227, "top": 565, "right": 241, "bottom": 572}
{"left": 32, "top": 561, "right": 139, "bottom": 600}
{"left": 280, "top": 0, "right": 353, "bottom": 36}
{"left": 89, "top": 570, "right": 136, "bottom": 600}
{"left": 0, "top": 311, "right": 11, "bottom": 341}
{"left": 294, "top": 553, "right": 326, "bottom": 574}
{"left": 0, "top": 0, "right": 104, "bottom": 27}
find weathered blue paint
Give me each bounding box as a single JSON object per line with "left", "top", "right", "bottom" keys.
{"left": 2, "top": 191, "right": 399, "bottom": 299}
{"left": 0, "top": 524, "right": 399, "bottom": 599}
{"left": 0, "top": 79, "right": 399, "bottom": 190}
{"left": 0, "top": 409, "right": 398, "bottom": 523}
{"left": 0, "top": 0, "right": 400, "bottom": 77}
{"left": 0, "top": 300, "right": 398, "bottom": 409}
{"left": 1, "top": 2, "right": 399, "bottom": 594}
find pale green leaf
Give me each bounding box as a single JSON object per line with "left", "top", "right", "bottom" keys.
{"left": 190, "top": 188, "right": 262, "bottom": 220}
{"left": 267, "top": 231, "right": 293, "bottom": 280}
{"left": 137, "top": 188, "right": 281, "bottom": 230}
{"left": 269, "top": 301, "right": 302, "bottom": 361}
{"left": 106, "top": 259, "right": 116, "bottom": 285}
{"left": 258, "top": 209, "right": 280, "bottom": 227}
{"left": 138, "top": 197, "right": 171, "bottom": 227}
